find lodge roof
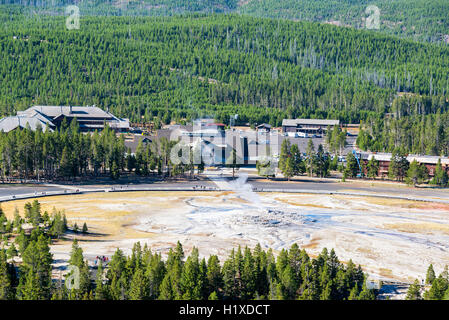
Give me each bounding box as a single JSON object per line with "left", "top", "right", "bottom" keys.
{"left": 282, "top": 119, "right": 340, "bottom": 127}
{"left": 20, "top": 105, "right": 116, "bottom": 120}
{"left": 0, "top": 114, "right": 54, "bottom": 133}
{"left": 1, "top": 105, "right": 129, "bottom": 132}
{"left": 361, "top": 152, "right": 449, "bottom": 165}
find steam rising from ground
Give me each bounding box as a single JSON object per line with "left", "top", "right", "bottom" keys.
{"left": 207, "top": 172, "right": 263, "bottom": 209}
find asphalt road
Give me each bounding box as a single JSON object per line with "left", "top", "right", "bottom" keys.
{"left": 0, "top": 184, "right": 66, "bottom": 197}
{"left": 1, "top": 175, "right": 448, "bottom": 203}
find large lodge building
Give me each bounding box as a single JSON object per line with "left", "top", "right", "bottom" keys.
{"left": 0, "top": 105, "right": 129, "bottom": 133}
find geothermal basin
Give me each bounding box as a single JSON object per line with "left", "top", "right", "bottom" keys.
{"left": 3, "top": 190, "right": 449, "bottom": 283}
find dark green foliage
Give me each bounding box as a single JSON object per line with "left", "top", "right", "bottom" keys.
{"left": 424, "top": 276, "right": 448, "bottom": 300}
{"left": 426, "top": 264, "right": 436, "bottom": 285}
{"left": 0, "top": 249, "right": 14, "bottom": 300}
{"left": 106, "top": 248, "right": 128, "bottom": 300}
{"left": 4, "top": 0, "right": 449, "bottom": 43}
{"left": 206, "top": 255, "right": 223, "bottom": 298}
{"left": 420, "top": 264, "right": 449, "bottom": 300}
{"left": 0, "top": 11, "right": 448, "bottom": 130}
{"left": 1, "top": 1, "right": 238, "bottom": 17}
{"left": 15, "top": 230, "right": 28, "bottom": 253}
{"left": 0, "top": 209, "right": 6, "bottom": 234}
{"left": 278, "top": 141, "right": 306, "bottom": 180}
{"left": 430, "top": 159, "right": 449, "bottom": 186}
{"left": 388, "top": 149, "right": 410, "bottom": 181}
{"left": 278, "top": 139, "right": 293, "bottom": 180}
{"left": 326, "top": 126, "right": 346, "bottom": 155}
{"left": 0, "top": 123, "right": 128, "bottom": 181}
{"left": 240, "top": 0, "right": 449, "bottom": 43}
{"left": 180, "top": 247, "right": 204, "bottom": 299}
{"left": 358, "top": 97, "right": 449, "bottom": 156}
{"left": 305, "top": 139, "right": 315, "bottom": 177}
{"left": 406, "top": 279, "right": 422, "bottom": 300}
{"left": 49, "top": 208, "right": 67, "bottom": 239}
{"left": 68, "top": 239, "right": 84, "bottom": 267}
{"left": 95, "top": 261, "right": 108, "bottom": 300}
{"left": 128, "top": 268, "right": 147, "bottom": 300}
{"left": 0, "top": 9, "right": 448, "bottom": 161}
{"left": 315, "top": 144, "right": 330, "bottom": 178}
{"left": 24, "top": 200, "right": 41, "bottom": 226}
{"left": 345, "top": 152, "right": 359, "bottom": 178}
{"left": 225, "top": 148, "right": 240, "bottom": 178}
{"left": 366, "top": 157, "right": 379, "bottom": 179}
{"left": 0, "top": 200, "right": 87, "bottom": 300}
{"left": 17, "top": 234, "right": 53, "bottom": 300}
{"left": 6, "top": 243, "right": 18, "bottom": 260}
{"left": 406, "top": 159, "right": 429, "bottom": 186}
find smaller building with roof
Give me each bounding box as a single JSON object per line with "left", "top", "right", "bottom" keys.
{"left": 282, "top": 119, "right": 340, "bottom": 136}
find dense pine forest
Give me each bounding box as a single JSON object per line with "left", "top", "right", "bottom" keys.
{"left": 0, "top": 0, "right": 239, "bottom": 16}
{"left": 240, "top": 0, "right": 449, "bottom": 43}
{"left": 406, "top": 264, "right": 449, "bottom": 300}
{"left": 0, "top": 5, "right": 448, "bottom": 155}
{"left": 3, "top": 1, "right": 449, "bottom": 43}
{"left": 0, "top": 120, "right": 187, "bottom": 181}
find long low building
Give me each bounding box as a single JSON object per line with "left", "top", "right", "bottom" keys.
{"left": 360, "top": 152, "right": 449, "bottom": 177}
{"left": 0, "top": 105, "right": 129, "bottom": 133}
{"left": 282, "top": 119, "right": 340, "bottom": 135}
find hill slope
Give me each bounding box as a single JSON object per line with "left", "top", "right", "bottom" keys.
{"left": 0, "top": 10, "right": 448, "bottom": 154}
{"left": 1, "top": 12, "right": 448, "bottom": 116}
{"left": 239, "top": 0, "right": 449, "bottom": 43}
{"left": 3, "top": 0, "right": 449, "bottom": 43}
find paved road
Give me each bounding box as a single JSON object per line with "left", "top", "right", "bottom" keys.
{"left": 1, "top": 175, "right": 448, "bottom": 203}
{"left": 249, "top": 178, "right": 449, "bottom": 200}
{"left": 0, "top": 184, "right": 66, "bottom": 197}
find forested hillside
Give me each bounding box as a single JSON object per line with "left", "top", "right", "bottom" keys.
{"left": 0, "top": 0, "right": 238, "bottom": 15}
{"left": 0, "top": 7, "right": 449, "bottom": 154}
{"left": 3, "top": 0, "right": 449, "bottom": 43}
{"left": 240, "top": 0, "right": 449, "bottom": 43}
